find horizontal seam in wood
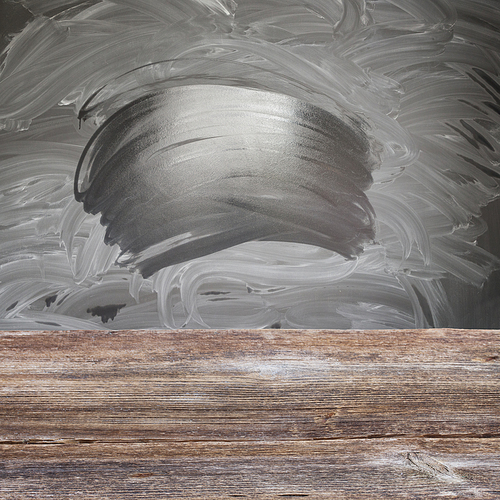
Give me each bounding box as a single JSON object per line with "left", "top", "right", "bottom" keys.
{"left": 2, "top": 432, "right": 500, "bottom": 446}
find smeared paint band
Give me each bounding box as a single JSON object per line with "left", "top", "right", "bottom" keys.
{"left": 75, "top": 85, "right": 377, "bottom": 277}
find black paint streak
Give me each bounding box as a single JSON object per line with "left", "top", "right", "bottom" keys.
{"left": 457, "top": 154, "right": 500, "bottom": 179}
{"left": 0, "top": 2, "right": 33, "bottom": 53}
{"left": 56, "top": 295, "right": 68, "bottom": 306}
{"left": 87, "top": 304, "right": 126, "bottom": 323}
{"left": 485, "top": 101, "right": 500, "bottom": 117}
{"left": 6, "top": 301, "right": 18, "bottom": 311}
{"left": 473, "top": 68, "right": 500, "bottom": 101}
{"left": 35, "top": 321, "right": 62, "bottom": 327}
{"left": 468, "top": 70, "right": 500, "bottom": 105}
{"left": 460, "top": 119, "right": 495, "bottom": 151}
{"left": 45, "top": 294, "right": 57, "bottom": 307}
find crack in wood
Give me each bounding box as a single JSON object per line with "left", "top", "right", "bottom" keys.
{"left": 2, "top": 433, "right": 500, "bottom": 447}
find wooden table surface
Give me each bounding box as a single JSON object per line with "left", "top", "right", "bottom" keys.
{"left": 0, "top": 328, "right": 498, "bottom": 498}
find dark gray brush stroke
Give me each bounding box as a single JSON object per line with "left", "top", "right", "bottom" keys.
{"left": 75, "top": 85, "right": 377, "bottom": 277}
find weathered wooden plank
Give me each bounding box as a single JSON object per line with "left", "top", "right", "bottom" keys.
{"left": 1, "top": 329, "right": 498, "bottom": 441}
{"left": 0, "top": 329, "right": 499, "bottom": 498}
{"left": 1, "top": 439, "right": 499, "bottom": 498}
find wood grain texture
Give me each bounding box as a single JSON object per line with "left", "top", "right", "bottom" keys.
{"left": 0, "top": 328, "right": 499, "bottom": 498}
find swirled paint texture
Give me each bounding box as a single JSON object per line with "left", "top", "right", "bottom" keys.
{"left": 0, "top": 0, "right": 499, "bottom": 329}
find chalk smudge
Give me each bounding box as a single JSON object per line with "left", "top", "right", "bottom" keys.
{"left": 0, "top": 0, "right": 499, "bottom": 329}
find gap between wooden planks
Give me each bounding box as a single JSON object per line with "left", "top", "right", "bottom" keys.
{"left": 0, "top": 328, "right": 499, "bottom": 499}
